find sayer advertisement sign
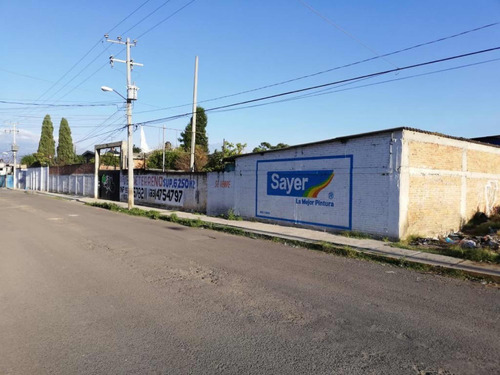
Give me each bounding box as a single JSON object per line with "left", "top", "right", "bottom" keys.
{"left": 121, "top": 175, "right": 196, "bottom": 207}
{"left": 256, "top": 155, "right": 353, "bottom": 229}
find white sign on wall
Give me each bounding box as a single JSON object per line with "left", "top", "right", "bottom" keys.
{"left": 255, "top": 155, "right": 353, "bottom": 229}
{"left": 121, "top": 175, "right": 197, "bottom": 207}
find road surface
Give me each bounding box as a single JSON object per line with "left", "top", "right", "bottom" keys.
{"left": 0, "top": 190, "right": 499, "bottom": 374}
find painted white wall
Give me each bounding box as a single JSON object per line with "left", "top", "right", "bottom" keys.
{"left": 47, "top": 174, "right": 94, "bottom": 197}
{"left": 207, "top": 171, "right": 236, "bottom": 216}
{"left": 208, "top": 130, "right": 404, "bottom": 238}
{"left": 23, "top": 167, "right": 49, "bottom": 191}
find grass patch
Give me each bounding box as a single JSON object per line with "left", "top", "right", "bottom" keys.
{"left": 462, "top": 210, "right": 500, "bottom": 236}
{"left": 392, "top": 235, "right": 500, "bottom": 264}
{"left": 219, "top": 208, "right": 243, "bottom": 221}
{"left": 338, "top": 230, "right": 373, "bottom": 239}
{"left": 430, "top": 246, "right": 499, "bottom": 264}
{"left": 85, "top": 202, "right": 499, "bottom": 284}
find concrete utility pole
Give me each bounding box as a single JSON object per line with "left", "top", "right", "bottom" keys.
{"left": 5, "top": 122, "right": 19, "bottom": 189}
{"left": 162, "top": 125, "right": 166, "bottom": 172}
{"left": 190, "top": 56, "right": 199, "bottom": 172}
{"left": 105, "top": 35, "right": 143, "bottom": 209}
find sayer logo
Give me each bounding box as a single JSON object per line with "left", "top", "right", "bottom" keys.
{"left": 267, "top": 170, "right": 334, "bottom": 198}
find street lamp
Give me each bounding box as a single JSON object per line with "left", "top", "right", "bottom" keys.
{"left": 100, "top": 86, "right": 126, "bottom": 100}
{"left": 101, "top": 85, "right": 134, "bottom": 210}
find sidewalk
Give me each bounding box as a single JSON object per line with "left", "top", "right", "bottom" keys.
{"left": 38, "top": 191, "right": 500, "bottom": 280}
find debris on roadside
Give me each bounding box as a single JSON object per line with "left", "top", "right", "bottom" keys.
{"left": 407, "top": 208, "right": 500, "bottom": 260}
{"left": 409, "top": 232, "right": 499, "bottom": 252}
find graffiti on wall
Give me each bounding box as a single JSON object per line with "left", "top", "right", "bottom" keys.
{"left": 255, "top": 155, "right": 353, "bottom": 229}
{"left": 121, "top": 175, "right": 197, "bottom": 207}
{"left": 98, "top": 171, "right": 120, "bottom": 201}
{"left": 101, "top": 174, "right": 115, "bottom": 194}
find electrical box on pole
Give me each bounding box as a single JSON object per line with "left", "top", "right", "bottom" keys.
{"left": 105, "top": 35, "right": 143, "bottom": 210}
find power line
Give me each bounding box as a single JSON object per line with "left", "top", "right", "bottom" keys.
{"left": 75, "top": 125, "right": 127, "bottom": 145}
{"left": 32, "top": 40, "right": 105, "bottom": 104}
{"left": 297, "top": 0, "right": 398, "bottom": 69}
{"left": 211, "top": 58, "right": 500, "bottom": 113}
{"left": 107, "top": 0, "right": 154, "bottom": 35}
{"left": 134, "top": 45, "right": 500, "bottom": 126}
{"left": 18, "top": 1, "right": 156, "bottom": 120}
{"left": 136, "top": 0, "right": 198, "bottom": 39}
{"left": 0, "top": 100, "right": 120, "bottom": 107}
{"left": 121, "top": 0, "right": 174, "bottom": 36}
{"left": 0, "top": 68, "right": 54, "bottom": 83}
{"left": 46, "top": 1, "right": 195, "bottom": 107}
{"left": 74, "top": 109, "right": 124, "bottom": 145}
{"left": 47, "top": 46, "right": 114, "bottom": 102}
{"left": 133, "top": 21, "right": 500, "bottom": 115}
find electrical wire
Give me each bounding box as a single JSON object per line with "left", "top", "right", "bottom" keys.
{"left": 133, "top": 21, "right": 500, "bottom": 115}
{"left": 74, "top": 109, "right": 124, "bottom": 146}
{"left": 210, "top": 57, "right": 500, "bottom": 114}
{"left": 135, "top": 0, "right": 198, "bottom": 39}
{"left": 16, "top": 1, "right": 156, "bottom": 122}
{"left": 0, "top": 100, "right": 120, "bottom": 107}
{"left": 75, "top": 126, "right": 127, "bottom": 145}
{"left": 298, "top": 0, "right": 398, "bottom": 69}
{"left": 107, "top": 0, "right": 154, "bottom": 36}
{"left": 134, "top": 45, "right": 500, "bottom": 126}
{"left": 121, "top": 0, "right": 174, "bottom": 36}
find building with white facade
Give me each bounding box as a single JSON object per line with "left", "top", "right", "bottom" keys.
{"left": 207, "top": 128, "right": 500, "bottom": 239}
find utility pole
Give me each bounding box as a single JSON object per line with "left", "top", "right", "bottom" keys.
{"left": 105, "top": 35, "right": 143, "bottom": 209}
{"left": 162, "top": 125, "right": 166, "bottom": 172}
{"left": 5, "top": 122, "right": 19, "bottom": 189}
{"left": 190, "top": 56, "right": 199, "bottom": 172}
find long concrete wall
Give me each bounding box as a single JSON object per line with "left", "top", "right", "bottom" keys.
{"left": 120, "top": 172, "right": 207, "bottom": 212}
{"left": 22, "top": 167, "right": 49, "bottom": 191}
{"left": 49, "top": 174, "right": 95, "bottom": 196}
{"left": 207, "top": 172, "right": 236, "bottom": 216}
{"left": 400, "top": 130, "right": 500, "bottom": 238}
{"left": 15, "top": 167, "right": 94, "bottom": 197}
{"left": 208, "top": 130, "right": 404, "bottom": 238}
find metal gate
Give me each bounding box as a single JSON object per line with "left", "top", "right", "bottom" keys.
{"left": 98, "top": 170, "right": 120, "bottom": 201}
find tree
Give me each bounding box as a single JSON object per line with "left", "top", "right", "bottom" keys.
{"left": 252, "top": 142, "right": 289, "bottom": 153}
{"left": 133, "top": 144, "right": 142, "bottom": 153}
{"left": 204, "top": 140, "right": 246, "bottom": 172}
{"left": 56, "top": 117, "right": 75, "bottom": 165}
{"left": 100, "top": 152, "right": 120, "bottom": 167}
{"left": 146, "top": 148, "right": 182, "bottom": 170}
{"left": 178, "top": 106, "right": 208, "bottom": 152}
{"left": 174, "top": 145, "right": 208, "bottom": 171}
{"left": 21, "top": 153, "right": 39, "bottom": 167}
{"left": 37, "top": 114, "right": 56, "bottom": 165}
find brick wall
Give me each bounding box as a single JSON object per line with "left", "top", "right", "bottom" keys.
{"left": 401, "top": 130, "right": 500, "bottom": 238}
{"left": 408, "top": 141, "right": 462, "bottom": 171}
{"left": 407, "top": 175, "right": 462, "bottom": 235}
{"left": 49, "top": 163, "right": 94, "bottom": 175}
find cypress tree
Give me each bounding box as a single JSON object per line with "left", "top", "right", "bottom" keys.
{"left": 56, "top": 117, "right": 75, "bottom": 165}
{"left": 178, "top": 106, "right": 209, "bottom": 152}
{"left": 37, "top": 114, "right": 56, "bottom": 165}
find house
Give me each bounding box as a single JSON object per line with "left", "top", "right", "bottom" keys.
{"left": 81, "top": 150, "right": 95, "bottom": 163}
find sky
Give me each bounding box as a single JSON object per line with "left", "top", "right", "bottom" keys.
{"left": 1, "top": 0, "right": 500, "bottom": 159}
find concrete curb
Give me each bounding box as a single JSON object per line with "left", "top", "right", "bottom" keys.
{"left": 32, "top": 190, "right": 500, "bottom": 281}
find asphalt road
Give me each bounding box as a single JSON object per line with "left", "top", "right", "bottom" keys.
{"left": 1, "top": 190, "right": 499, "bottom": 375}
